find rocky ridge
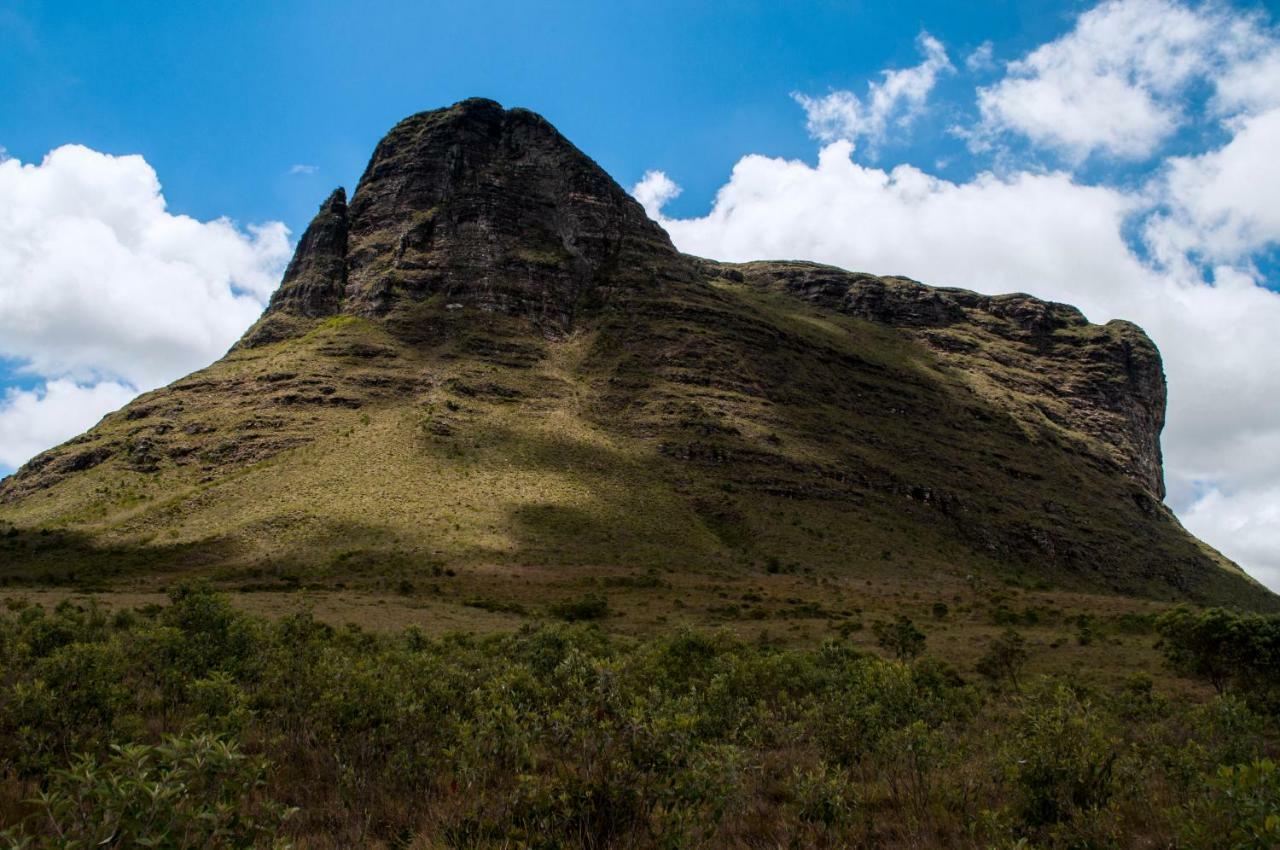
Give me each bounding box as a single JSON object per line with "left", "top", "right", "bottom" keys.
{"left": 711, "top": 261, "right": 1167, "bottom": 499}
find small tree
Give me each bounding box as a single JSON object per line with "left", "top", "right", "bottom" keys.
{"left": 549, "top": 594, "right": 610, "bottom": 622}
{"left": 1007, "top": 685, "right": 1118, "bottom": 829}
{"left": 976, "top": 627, "right": 1029, "bottom": 689}
{"left": 1156, "top": 606, "right": 1280, "bottom": 698}
{"left": 872, "top": 615, "right": 926, "bottom": 661}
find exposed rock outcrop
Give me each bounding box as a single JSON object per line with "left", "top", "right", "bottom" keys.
{"left": 705, "top": 261, "right": 1167, "bottom": 498}
{"left": 248, "top": 98, "right": 683, "bottom": 343}
{"left": 268, "top": 188, "right": 350, "bottom": 318}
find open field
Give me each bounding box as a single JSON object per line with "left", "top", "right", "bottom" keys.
{"left": 0, "top": 563, "right": 1206, "bottom": 692}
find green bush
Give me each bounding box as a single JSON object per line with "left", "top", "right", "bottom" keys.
{"left": 977, "top": 627, "right": 1030, "bottom": 689}
{"left": 4, "top": 734, "right": 293, "bottom": 849}
{"left": 1157, "top": 607, "right": 1280, "bottom": 705}
{"left": 1181, "top": 759, "right": 1280, "bottom": 850}
{"left": 788, "top": 760, "right": 859, "bottom": 829}
{"left": 0, "top": 590, "right": 1274, "bottom": 848}
{"left": 1006, "top": 684, "right": 1120, "bottom": 829}
{"left": 871, "top": 615, "right": 926, "bottom": 660}
{"left": 548, "top": 594, "right": 610, "bottom": 622}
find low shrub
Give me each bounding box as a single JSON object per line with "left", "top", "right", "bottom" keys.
{"left": 872, "top": 615, "right": 926, "bottom": 660}
{"left": 1181, "top": 759, "right": 1280, "bottom": 850}
{"left": 0, "top": 587, "right": 1274, "bottom": 848}
{"left": 4, "top": 734, "right": 293, "bottom": 849}
{"left": 548, "top": 594, "right": 610, "bottom": 621}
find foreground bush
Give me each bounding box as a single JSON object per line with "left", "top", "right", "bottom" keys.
{"left": 0, "top": 588, "right": 1276, "bottom": 848}
{"left": 1182, "top": 759, "right": 1280, "bottom": 850}
{"left": 2, "top": 734, "right": 293, "bottom": 849}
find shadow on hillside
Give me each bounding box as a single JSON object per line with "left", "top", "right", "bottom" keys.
{"left": 0, "top": 525, "right": 242, "bottom": 588}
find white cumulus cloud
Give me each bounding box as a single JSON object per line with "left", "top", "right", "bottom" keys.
{"left": 974, "top": 0, "right": 1275, "bottom": 160}
{"left": 0, "top": 144, "right": 290, "bottom": 472}
{"left": 794, "top": 32, "right": 953, "bottom": 148}
{"left": 1181, "top": 484, "right": 1280, "bottom": 592}
{"left": 1147, "top": 107, "right": 1280, "bottom": 266}
{"left": 965, "top": 41, "right": 996, "bottom": 73}
{"left": 632, "top": 169, "right": 682, "bottom": 220}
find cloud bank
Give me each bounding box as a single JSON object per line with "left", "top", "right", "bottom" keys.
{"left": 637, "top": 0, "right": 1280, "bottom": 591}
{"left": 0, "top": 145, "right": 290, "bottom": 469}
{"left": 0, "top": 380, "right": 137, "bottom": 469}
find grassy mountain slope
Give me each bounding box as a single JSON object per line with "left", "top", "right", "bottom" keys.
{"left": 0, "top": 99, "right": 1272, "bottom": 611}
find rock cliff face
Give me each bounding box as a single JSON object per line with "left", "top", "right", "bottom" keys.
{"left": 710, "top": 262, "right": 1168, "bottom": 499}
{"left": 261, "top": 188, "right": 350, "bottom": 321}
{"left": 0, "top": 99, "right": 1272, "bottom": 610}
{"left": 246, "top": 98, "right": 682, "bottom": 345}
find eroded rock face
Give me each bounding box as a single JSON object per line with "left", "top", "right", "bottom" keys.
{"left": 268, "top": 188, "right": 349, "bottom": 318}
{"left": 9, "top": 100, "right": 1172, "bottom": 507}
{"left": 708, "top": 261, "right": 1168, "bottom": 498}
{"left": 252, "top": 98, "right": 681, "bottom": 338}
{"left": 4, "top": 97, "right": 1263, "bottom": 609}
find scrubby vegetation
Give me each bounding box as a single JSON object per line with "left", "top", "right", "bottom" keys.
{"left": 0, "top": 588, "right": 1277, "bottom": 848}
{"left": 1156, "top": 606, "right": 1280, "bottom": 706}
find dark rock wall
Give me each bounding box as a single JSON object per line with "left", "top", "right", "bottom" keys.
{"left": 713, "top": 260, "right": 1168, "bottom": 498}
{"left": 340, "top": 98, "right": 678, "bottom": 325}
{"left": 267, "top": 188, "right": 349, "bottom": 318}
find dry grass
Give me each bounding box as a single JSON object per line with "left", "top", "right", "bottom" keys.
{"left": 3, "top": 564, "right": 1194, "bottom": 693}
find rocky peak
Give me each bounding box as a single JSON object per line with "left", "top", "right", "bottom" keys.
{"left": 265, "top": 187, "right": 349, "bottom": 318}
{"left": 251, "top": 99, "right": 681, "bottom": 344}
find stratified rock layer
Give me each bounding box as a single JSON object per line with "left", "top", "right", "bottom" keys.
{"left": 714, "top": 262, "right": 1167, "bottom": 498}
{"left": 0, "top": 99, "right": 1271, "bottom": 610}
{"left": 267, "top": 190, "right": 350, "bottom": 316}
{"left": 246, "top": 98, "right": 683, "bottom": 346}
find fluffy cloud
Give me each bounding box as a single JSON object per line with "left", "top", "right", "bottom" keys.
{"left": 0, "top": 380, "right": 137, "bottom": 468}
{"left": 632, "top": 170, "right": 682, "bottom": 220}
{"left": 795, "top": 33, "right": 953, "bottom": 148}
{"left": 0, "top": 145, "right": 290, "bottom": 471}
{"left": 965, "top": 42, "right": 995, "bottom": 73}
{"left": 1213, "top": 44, "right": 1280, "bottom": 113}
{"left": 1181, "top": 484, "right": 1280, "bottom": 592}
{"left": 1147, "top": 107, "right": 1280, "bottom": 265}
{"left": 0, "top": 145, "right": 289, "bottom": 388}
{"left": 974, "top": 0, "right": 1274, "bottom": 160}
{"left": 643, "top": 144, "right": 1148, "bottom": 308}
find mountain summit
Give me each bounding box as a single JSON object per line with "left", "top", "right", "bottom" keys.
{"left": 246, "top": 98, "right": 682, "bottom": 344}
{"left": 1, "top": 99, "right": 1273, "bottom": 609}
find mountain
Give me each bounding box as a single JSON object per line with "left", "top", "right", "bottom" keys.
{"left": 1, "top": 98, "right": 1273, "bottom": 610}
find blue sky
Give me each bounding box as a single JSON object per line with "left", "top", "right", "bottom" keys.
{"left": 3, "top": 0, "right": 1280, "bottom": 588}
{"left": 1, "top": 0, "right": 1139, "bottom": 230}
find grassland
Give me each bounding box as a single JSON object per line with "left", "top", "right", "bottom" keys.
{"left": 0, "top": 560, "right": 1223, "bottom": 694}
